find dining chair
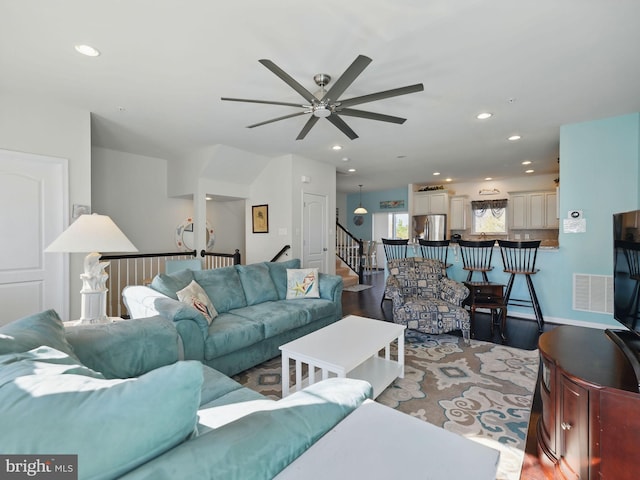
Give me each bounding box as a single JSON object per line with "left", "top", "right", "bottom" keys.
{"left": 458, "top": 239, "right": 495, "bottom": 282}
{"left": 418, "top": 239, "right": 450, "bottom": 275}
{"left": 380, "top": 238, "right": 409, "bottom": 306}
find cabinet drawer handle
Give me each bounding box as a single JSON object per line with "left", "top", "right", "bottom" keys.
{"left": 561, "top": 422, "right": 572, "bottom": 431}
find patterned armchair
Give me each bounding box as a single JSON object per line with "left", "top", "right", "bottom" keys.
{"left": 386, "top": 257, "right": 471, "bottom": 340}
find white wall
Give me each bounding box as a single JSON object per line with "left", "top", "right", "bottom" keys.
{"left": 92, "top": 147, "right": 194, "bottom": 252}
{"left": 206, "top": 199, "right": 245, "bottom": 260}
{"left": 245, "top": 156, "right": 294, "bottom": 265}
{"left": 0, "top": 94, "right": 91, "bottom": 319}
{"left": 244, "top": 154, "right": 337, "bottom": 269}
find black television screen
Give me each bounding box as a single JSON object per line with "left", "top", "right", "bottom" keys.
{"left": 613, "top": 210, "right": 640, "bottom": 335}
{"left": 611, "top": 210, "right": 640, "bottom": 391}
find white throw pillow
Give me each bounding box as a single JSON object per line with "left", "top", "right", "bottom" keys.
{"left": 177, "top": 280, "right": 218, "bottom": 324}
{"left": 286, "top": 268, "right": 320, "bottom": 299}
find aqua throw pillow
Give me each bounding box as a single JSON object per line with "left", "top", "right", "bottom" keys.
{"left": 236, "top": 263, "right": 278, "bottom": 305}
{"left": 0, "top": 347, "right": 203, "bottom": 480}
{"left": 0, "top": 309, "right": 76, "bottom": 358}
{"left": 286, "top": 268, "right": 320, "bottom": 299}
{"left": 150, "top": 269, "right": 195, "bottom": 300}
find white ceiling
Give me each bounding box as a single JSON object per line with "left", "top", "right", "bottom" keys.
{"left": 2, "top": 0, "right": 640, "bottom": 193}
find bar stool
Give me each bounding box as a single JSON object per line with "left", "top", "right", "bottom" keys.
{"left": 497, "top": 240, "right": 544, "bottom": 332}
{"left": 418, "top": 239, "right": 450, "bottom": 275}
{"left": 381, "top": 238, "right": 409, "bottom": 306}
{"left": 458, "top": 240, "right": 495, "bottom": 282}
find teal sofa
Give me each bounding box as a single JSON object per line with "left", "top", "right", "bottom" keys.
{"left": 122, "top": 259, "right": 343, "bottom": 376}
{"left": 0, "top": 310, "right": 372, "bottom": 480}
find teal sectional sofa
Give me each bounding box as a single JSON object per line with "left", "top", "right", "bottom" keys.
{"left": 0, "top": 310, "right": 372, "bottom": 479}
{"left": 123, "top": 259, "right": 343, "bottom": 376}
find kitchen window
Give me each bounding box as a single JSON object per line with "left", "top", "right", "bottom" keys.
{"left": 471, "top": 199, "right": 507, "bottom": 234}
{"left": 388, "top": 213, "right": 409, "bottom": 239}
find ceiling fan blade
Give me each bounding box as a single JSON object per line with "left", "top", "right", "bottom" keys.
{"left": 259, "top": 59, "right": 317, "bottom": 103}
{"left": 296, "top": 116, "right": 320, "bottom": 140}
{"left": 337, "top": 108, "right": 406, "bottom": 124}
{"left": 247, "top": 111, "right": 308, "bottom": 128}
{"left": 338, "top": 83, "right": 424, "bottom": 108}
{"left": 221, "top": 97, "right": 306, "bottom": 108}
{"left": 326, "top": 115, "right": 359, "bottom": 140}
{"left": 322, "top": 55, "right": 372, "bottom": 102}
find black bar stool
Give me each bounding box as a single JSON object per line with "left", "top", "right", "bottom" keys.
{"left": 418, "top": 239, "right": 450, "bottom": 276}
{"left": 380, "top": 238, "right": 409, "bottom": 306}
{"left": 458, "top": 240, "right": 495, "bottom": 282}
{"left": 497, "top": 240, "right": 544, "bottom": 332}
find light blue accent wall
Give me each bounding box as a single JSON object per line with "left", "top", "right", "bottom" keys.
{"left": 345, "top": 187, "right": 408, "bottom": 241}
{"left": 551, "top": 113, "right": 640, "bottom": 326}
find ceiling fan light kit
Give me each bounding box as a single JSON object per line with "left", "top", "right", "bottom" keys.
{"left": 222, "top": 55, "right": 424, "bottom": 140}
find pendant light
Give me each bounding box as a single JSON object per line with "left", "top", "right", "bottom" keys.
{"left": 353, "top": 184, "right": 368, "bottom": 214}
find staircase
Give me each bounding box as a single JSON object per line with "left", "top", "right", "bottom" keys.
{"left": 336, "top": 257, "right": 359, "bottom": 288}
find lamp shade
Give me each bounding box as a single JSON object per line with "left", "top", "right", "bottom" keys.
{"left": 45, "top": 214, "right": 137, "bottom": 253}
{"left": 354, "top": 206, "right": 368, "bottom": 214}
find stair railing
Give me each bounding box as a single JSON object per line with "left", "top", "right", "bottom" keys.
{"left": 102, "top": 249, "right": 240, "bottom": 318}
{"left": 336, "top": 221, "right": 364, "bottom": 284}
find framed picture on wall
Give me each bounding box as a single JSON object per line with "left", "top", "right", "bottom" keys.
{"left": 252, "top": 204, "right": 269, "bottom": 233}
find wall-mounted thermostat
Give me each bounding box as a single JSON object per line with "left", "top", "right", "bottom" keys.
{"left": 568, "top": 210, "right": 583, "bottom": 219}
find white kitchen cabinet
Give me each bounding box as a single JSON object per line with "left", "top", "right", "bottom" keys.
{"left": 509, "top": 190, "right": 558, "bottom": 229}
{"left": 450, "top": 195, "right": 467, "bottom": 230}
{"left": 414, "top": 191, "right": 449, "bottom": 215}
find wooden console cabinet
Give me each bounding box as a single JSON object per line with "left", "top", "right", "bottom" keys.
{"left": 537, "top": 326, "right": 640, "bottom": 479}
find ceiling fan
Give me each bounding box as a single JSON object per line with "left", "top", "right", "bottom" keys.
{"left": 221, "top": 55, "right": 424, "bottom": 140}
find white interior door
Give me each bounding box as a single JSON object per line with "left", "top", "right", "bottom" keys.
{"left": 0, "top": 149, "right": 67, "bottom": 325}
{"left": 302, "top": 193, "right": 328, "bottom": 273}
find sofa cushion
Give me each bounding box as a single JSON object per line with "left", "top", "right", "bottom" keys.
{"left": 150, "top": 269, "right": 195, "bottom": 300}
{"left": 65, "top": 316, "right": 180, "bottom": 379}
{"left": 177, "top": 280, "right": 218, "bottom": 324}
{"left": 0, "top": 347, "right": 203, "bottom": 480}
{"left": 0, "top": 309, "right": 77, "bottom": 358}
{"left": 121, "top": 378, "right": 372, "bottom": 480}
{"left": 286, "top": 268, "right": 320, "bottom": 299}
{"left": 204, "top": 313, "right": 264, "bottom": 359}
{"left": 194, "top": 266, "right": 247, "bottom": 314}
{"left": 266, "top": 259, "right": 301, "bottom": 300}
{"left": 232, "top": 302, "right": 310, "bottom": 338}
{"left": 236, "top": 263, "right": 279, "bottom": 306}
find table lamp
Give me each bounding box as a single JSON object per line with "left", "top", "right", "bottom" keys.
{"left": 45, "top": 213, "right": 137, "bottom": 324}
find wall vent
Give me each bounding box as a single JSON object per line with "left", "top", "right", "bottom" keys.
{"left": 573, "top": 274, "right": 613, "bottom": 314}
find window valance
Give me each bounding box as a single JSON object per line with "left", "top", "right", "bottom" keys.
{"left": 471, "top": 199, "right": 508, "bottom": 210}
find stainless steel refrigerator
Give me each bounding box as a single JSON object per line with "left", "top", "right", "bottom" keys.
{"left": 412, "top": 214, "right": 447, "bottom": 241}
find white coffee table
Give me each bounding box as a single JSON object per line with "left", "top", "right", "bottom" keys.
{"left": 279, "top": 315, "right": 405, "bottom": 398}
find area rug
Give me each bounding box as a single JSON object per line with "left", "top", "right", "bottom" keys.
{"left": 233, "top": 331, "right": 539, "bottom": 480}
{"left": 342, "top": 284, "right": 373, "bottom": 292}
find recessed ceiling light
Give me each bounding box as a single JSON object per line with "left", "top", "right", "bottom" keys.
{"left": 476, "top": 112, "right": 493, "bottom": 120}
{"left": 348, "top": 168, "right": 356, "bottom": 173}
{"left": 332, "top": 145, "right": 342, "bottom": 151}
{"left": 522, "top": 160, "right": 532, "bottom": 165}
{"left": 74, "top": 44, "right": 100, "bottom": 57}
{"left": 525, "top": 169, "right": 534, "bottom": 174}
{"left": 445, "top": 178, "right": 452, "bottom": 182}
{"left": 341, "top": 157, "right": 350, "bottom": 162}
{"left": 433, "top": 172, "right": 440, "bottom": 176}
{"left": 508, "top": 135, "right": 522, "bottom": 141}
{"left": 485, "top": 177, "right": 493, "bottom": 181}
